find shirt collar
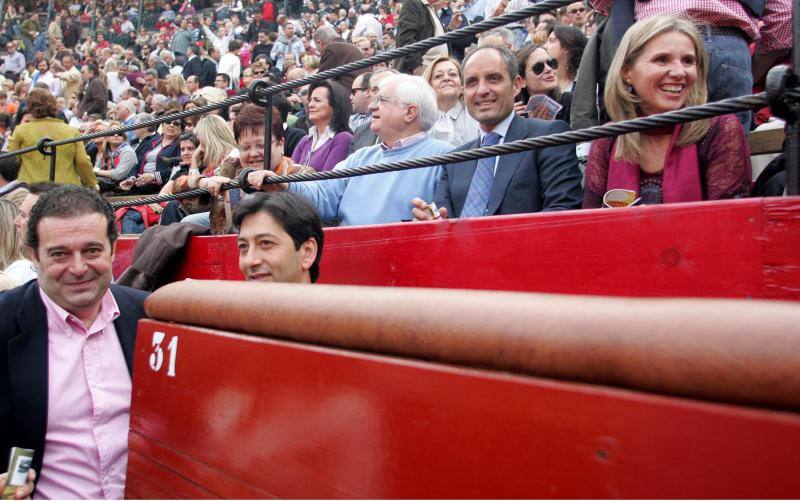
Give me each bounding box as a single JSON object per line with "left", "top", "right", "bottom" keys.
{"left": 39, "top": 286, "right": 120, "bottom": 334}
{"left": 381, "top": 131, "right": 428, "bottom": 150}
{"left": 309, "top": 125, "right": 335, "bottom": 145}
{"left": 480, "top": 110, "right": 515, "bottom": 144}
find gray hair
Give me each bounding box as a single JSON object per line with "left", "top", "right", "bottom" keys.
{"left": 117, "top": 100, "right": 137, "bottom": 115}
{"left": 378, "top": 74, "right": 439, "bottom": 131}
{"left": 134, "top": 112, "right": 155, "bottom": 125}
{"left": 144, "top": 68, "right": 159, "bottom": 78}
{"left": 463, "top": 45, "right": 519, "bottom": 83}
{"left": 152, "top": 94, "right": 169, "bottom": 106}
{"left": 313, "top": 25, "right": 338, "bottom": 43}
{"left": 478, "top": 27, "right": 514, "bottom": 47}
{"left": 159, "top": 49, "right": 174, "bottom": 60}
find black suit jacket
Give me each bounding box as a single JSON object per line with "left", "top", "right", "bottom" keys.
{"left": 199, "top": 58, "right": 218, "bottom": 88}
{"left": 395, "top": 0, "right": 438, "bottom": 74}
{"left": 435, "top": 115, "right": 583, "bottom": 217}
{"left": 0, "top": 281, "right": 149, "bottom": 478}
{"left": 181, "top": 56, "right": 203, "bottom": 80}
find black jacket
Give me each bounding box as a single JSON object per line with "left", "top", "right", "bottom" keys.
{"left": 0, "top": 281, "right": 148, "bottom": 480}
{"left": 395, "top": 0, "right": 439, "bottom": 74}
{"left": 199, "top": 58, "right": 218, "bottom": 88}
{"left": 181, "top": 55, "right": 203, "bottom": 80}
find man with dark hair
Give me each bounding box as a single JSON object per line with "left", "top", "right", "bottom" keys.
{"left": 0, "top": 185, "right": 148, "bottom": 498}
{"left": 215, "top": 72, "right": 232, "bottom": 90}
{"left": 219, "top": 40, "right": 243, "bottom": 88}
{"left": 0, "top": 156, "right": 28, "bottom": 208}
{"left": 251, "top": 30, "right": 273, "bottom": 62}
{"left": 78, "top": 62, "right": 108, "bottom": 119}
{"left": 412, "top": 46, "right": 582, "bottom": 220}
{"left": 234, "top": 191, "right": 324, "bottom": 284}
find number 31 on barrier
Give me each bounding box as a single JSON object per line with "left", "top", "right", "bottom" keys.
{"left": 149, "top": 331, "right": 178, "bottom": 377}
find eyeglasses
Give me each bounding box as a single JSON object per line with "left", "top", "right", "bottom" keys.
{"left": 569, "top": 7, "right": 586, "bottom": 13}
{"left": 351, "top": 87, "right": 369, "bottom": 95}
{"left": 530, "top": 58, "right": 558, "bottom": 75}
{"left": 371, "top": 94, "right": 410, "bottom": 107}
{"left": 166, "top": 120, "right": 183, "bottom": 127}
{"left": 253, "top": 70, "right": 267, "bottom": 76}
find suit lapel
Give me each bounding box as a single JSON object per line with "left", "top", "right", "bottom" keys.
{"left": 7, "top": 282, "right": 49, "bottom": 457}
{"left": 111, "top": 286, "right": 138, "bottom": 375}
{"left": 487, "top": 115, "right": 528, "bottom": 215}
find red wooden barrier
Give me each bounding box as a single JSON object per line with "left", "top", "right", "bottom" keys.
{"left": 128, "top": 319, "right": 800, "bottom": 498}
{"left": 113, "top": 198, "right": 800, "bottom": 300}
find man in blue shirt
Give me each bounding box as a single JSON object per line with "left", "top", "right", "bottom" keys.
{"left": 240, "top": 74, "right": 453, "bottom": 226}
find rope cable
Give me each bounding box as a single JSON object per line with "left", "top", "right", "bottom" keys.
{"left": 110, "top": 93, "right": 766, "bottom": 209}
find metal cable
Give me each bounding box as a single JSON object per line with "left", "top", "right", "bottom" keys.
{"left": 110, "top": 93, "right": 766, "bottom": 209}
{"left": 0, "top": 0, "right": 574, "bottom": 161}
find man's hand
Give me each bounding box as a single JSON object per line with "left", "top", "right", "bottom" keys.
{"left": 411, "top": 197, "right": 447, "bottom": 221}
{"left": 492, "top": 0, "right": 509, "bottom": 18}
{"left": 247, "top": 169, "right": 287, "bottom": 192}
{"left": 0, "top": 468, "right": 36, "bottom": 499}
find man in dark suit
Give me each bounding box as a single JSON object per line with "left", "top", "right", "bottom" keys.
{"left": 412, "top": 46, "right": 582, "bottom": 220}
{"left": 313, "top": 25, "right": 368, "bottom": 90}
{"left": 0, "top": 186, "right": 149, "bottom": 498}
{"left": 395, "top": 0, "right": 447, "bottom": 75}
{"left": 181, "top": 44, "right": 203, "bottom": 81}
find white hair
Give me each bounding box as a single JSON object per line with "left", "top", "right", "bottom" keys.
{"left": 378, "top": 74, "right": 439, "bottom": 131}
{"left": 117, "top": 100, "right": 136, "bottom": 115}
{"left": 159, "top": 49, "right": 174, "bottom": 60}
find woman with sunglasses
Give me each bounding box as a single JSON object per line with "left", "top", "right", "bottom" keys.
{"left": 422, "top": 56, "right": 479, "bottom": 147}
{"left": 515, "top": 44, "right": 571, "bottom": 121}
{"left": 291, "top": 81, "right": 353, "bottom": 172}
{"left": 94, "top": 120, "right": 138, "bottom": 192}
{"left": 583, "top": 16, "right": 750, "bottom": 208}
{"left": 120, "top": 109, "right": 183, "bottom": 195}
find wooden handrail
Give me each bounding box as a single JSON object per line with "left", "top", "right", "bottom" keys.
{"left": 145, "top": 281, "right": 800, "bottom": 410}
{"left": 749, "top": 126, "right": 785, "bottom": 155}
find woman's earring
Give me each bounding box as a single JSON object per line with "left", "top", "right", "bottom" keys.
{"left": 626, "top": 81, "right": 635, "bottom": 94}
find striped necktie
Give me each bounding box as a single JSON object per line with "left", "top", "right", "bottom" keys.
{"left": 461, "top": 132, "right": 501, "bottom": 217}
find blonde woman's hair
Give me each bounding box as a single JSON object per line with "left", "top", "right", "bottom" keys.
{"left": 104, "top": 58, "right": 118, "bottom": 73}
{"left": 166, "top": 74, "right": 189, "bottom": 98}
{"left": 0, "top": 199, "right": 23, "bottom": 271}
{"left": 422, "top": 56, "right": 465, "bottom": 104}
{"left": 302, "top": 54, "right": 320, "bottom": 71}
{"left": 194, "top": 114, "right": 237, "bottom": 170}
{"left": 604, "top": 15, "right": 709, "bottom": 163}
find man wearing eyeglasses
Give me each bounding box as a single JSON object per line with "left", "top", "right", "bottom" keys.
{"left": 411, "top": 46, "right": 582, "bottom": 221}
{"left": 349, "top": 72, "right": 373, "bottom": 132}
{"left": 241, "top": 74, "right": 452, "bottom": 227}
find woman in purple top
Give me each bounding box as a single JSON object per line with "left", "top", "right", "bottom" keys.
{"left": 291, "top": 81, "right": 353, "bottom": 172}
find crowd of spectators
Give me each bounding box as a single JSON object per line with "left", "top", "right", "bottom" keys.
{"left": 0, "top": 0, "right": 792, "bottom": 237}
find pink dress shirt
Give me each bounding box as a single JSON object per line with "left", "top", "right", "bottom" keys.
{"left": 34, "top": 288, "right": 131, "bottom": 500}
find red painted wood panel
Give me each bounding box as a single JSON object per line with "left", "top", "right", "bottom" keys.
{"left": 127, "top": 320, "right": 800, "bottom": 499}
{"left": 113, "top": 198, "right": 800, "bottom": 299}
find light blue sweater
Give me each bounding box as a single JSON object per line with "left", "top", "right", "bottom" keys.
{"left": 290, "top": 136, "right": 453, "bottom": 226}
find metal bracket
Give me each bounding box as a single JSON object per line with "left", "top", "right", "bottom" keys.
{"left": 765, "top": 65, "right": 800, "bottom": 122}
{"left": 248, "top": 80, "right": 272, "bottom": 108}
{"left": 36, "top": 136, "right": 58, "bottom": 182}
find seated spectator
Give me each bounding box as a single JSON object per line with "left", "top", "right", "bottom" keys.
{"left": 583, "top": 16, "right": 751, "bottom": 208}
{"left": 0, "top": 199, "right": 27, "bottom": 291}
{"left": 544, "top": 25, "right": 587, "bottom": 94}
{"left": 243, "top": 74, "right": 452, "bottom": 226}
{"left": 191, "top": 114, "right": 239, "bottom": 177}
{"left": 8, "top": 88, "right": 97, "bottom": 189}
{"left": 235, "top": 191, "right": 324, "bottom": 284}
{"left": 120, "top": 110, "right": 183, "bottom": 196}
{"left": 95, "top": 121, "right": 138, "bottom": 191}
{"left": 422, "top": 56, "right": 480, "bottom": 147}
{"left": 291, "top": 81, "right": 353, "bottom": 172}
{"left": 516, "top": 45, "right": 572, "bottom": 122}
{"left": 412, "top": 45, "right": 582, "bottom": 220}
{"left": 166, "top": 74, "right": 192, "bottom": 106}
{"left": 0, "top": 156, "right": 29, "bottom": 208}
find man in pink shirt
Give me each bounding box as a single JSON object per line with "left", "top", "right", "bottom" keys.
{"left": 0, "top": 185, "right": 149, "bottom": 499}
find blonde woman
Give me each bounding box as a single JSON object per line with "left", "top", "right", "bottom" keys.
{"left": 94, "top": 120, "right": 138, "bottom": 189}
{"left": 422, "top": 56, "right": 480, "bottom": 147}
{"left": 302, "top": 54, "right": 320, "bottom": 74}
{"left": 0, "top": 199, "right": 33, "bottom": 291}
{"left": 583, "top": 16, "right": 751, "bottom": 208}
{"left": 166, "top": 74, "right": 192, "bottom": 107}
{"left": 192, "top": 114, "right": 239, "bottom": 176}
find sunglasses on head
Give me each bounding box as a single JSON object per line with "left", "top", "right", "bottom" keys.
{"left": 531, "top": 58, "right": 558, "bottom": 75}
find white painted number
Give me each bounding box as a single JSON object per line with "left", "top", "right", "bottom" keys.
{"left": 167, "top": 336, "right": 178, "bottom": 377}
{"left": 149, "top": 331, "right": 179, "bottom": 377}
